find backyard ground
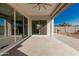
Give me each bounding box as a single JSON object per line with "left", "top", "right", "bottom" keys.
{"left": 58, "top": 32, "right": 79, "bottom": 39}
{"left": 3, "top": 35, "right": 79, "bottom": 56}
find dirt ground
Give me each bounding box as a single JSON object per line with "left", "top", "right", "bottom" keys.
{"left": 58, "top": 32, "right": 79, "bottom": 39}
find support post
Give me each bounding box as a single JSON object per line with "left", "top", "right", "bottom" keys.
{"left": 14, "top": 9, "right": 16, "bottom": 43}
{"left": 50, "top": 20, "right": 52, "bottom": 37}
{"left": 47, "top": 18, "right": 54, "bottom": 37}
{"left": 51, "top": 19, "right": 54, "bottom": 37}
{"left": 23, "top": 16, "right": 25, "bottom": 38}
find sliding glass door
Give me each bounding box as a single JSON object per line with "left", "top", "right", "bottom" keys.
{"left": 23, "top": 17, "right": 28, "bottom": 37}
{"left": 0, "top": 18, "right": 5, "bottom": 37}
{"left": 32, "top": 21, "right": 39, "bottom": 35}
{"left": 0, "top": 3, "right": 15, "bottom": 51}
{"left": 0, "top": 4, "right": 29, "bottom": 54}
{"left": 11, "top": 20, "right": 23, "bottom": 35}
{"left": 32, "top": 20, "right": 47, "bottom": 35}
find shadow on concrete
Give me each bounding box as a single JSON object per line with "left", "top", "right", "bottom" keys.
{"left": 3, "top": 44, "right": 28, "bottom": 56}
{"left": 2, "top": 36, "right": 31, "bottom": 56}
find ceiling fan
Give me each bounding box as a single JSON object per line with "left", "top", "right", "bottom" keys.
{"left": 31, "top": 3, "right": 52, "bottom": 10}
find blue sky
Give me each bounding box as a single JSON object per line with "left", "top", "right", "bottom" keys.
{"left": 54, "top": 3, "right": 79, "bottom": 25}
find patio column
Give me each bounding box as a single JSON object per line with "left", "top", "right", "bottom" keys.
{"left": 47, "top": 18, "right": 54, "bottom": 37}
{"left": 51, "top": 18, "right": 54, "bottom": 37}
{"left": 47, "top": 19, "right": 50, "bottom": 36}
{"left": 22, "top": 16, "right": 25, "bottom": 37}
{"left": 14, "top": 9, "right": 16, "bottom": 43}
{"left": 28, "top": 18, "right": 32, "bottom": 36}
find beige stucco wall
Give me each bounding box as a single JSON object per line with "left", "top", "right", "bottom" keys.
{"left": 28, "top": 17, "right": 32, "bottom": 36}
{"left": 54, "top": 26, "right": 79, "bottom": 33}
{"left": 28, "top": 16, "right": 54, "bottom": 36}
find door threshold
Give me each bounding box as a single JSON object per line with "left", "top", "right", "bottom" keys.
{"left": 32, "top": 35, "right": 48, "bottom": 37}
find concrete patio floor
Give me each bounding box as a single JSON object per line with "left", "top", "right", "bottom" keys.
{"left": 0, "top": 37, "right": 22, "bottom": 49}
{"left": 4, "top": 35, "right": 79, "bottom": 56}
{"left": 55, "top": 33, "right": 79, "bottom": 51}
{"left": 0, "top": 37, "right": 23, "bottom": 56}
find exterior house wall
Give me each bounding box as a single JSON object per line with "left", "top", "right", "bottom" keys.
{"left": 28, "top": 16, "right": 54, "bottom": 36}
{"left": 4, "top": 16, "right": 54, "bottom": 37}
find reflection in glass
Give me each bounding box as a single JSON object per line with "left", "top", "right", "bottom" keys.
{"left": 0, "top": 4, "right": 28, "bottom": 54}
{"left": 0, "top": 4, "right": 15, "bottom": 51}
{"left": 0, "top": 18, "right": 4, "bottom": 37}
{"left": 32, "top": 20, "right": 47, "bottom": 35}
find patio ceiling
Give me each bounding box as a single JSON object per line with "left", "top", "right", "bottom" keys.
{"left": 8, "top": 3, "right": 58, "bottom": 16}
{"left": 8, "top": 3, "right": 70, "bottom": 18}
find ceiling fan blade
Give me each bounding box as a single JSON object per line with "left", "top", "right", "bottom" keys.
{"left": 42, "top": 4, "right": 47, "bottom": 9}
{"left": 44, "top": 3, "right": 52, "bottom": 6}
{"left": 32, "top": 4, "right": 38, "bottom": 9}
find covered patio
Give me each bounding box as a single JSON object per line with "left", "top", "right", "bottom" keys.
{"left": 0, "top": 3, "right": 77, "bottom": 56}
{"left": 3, "top": 35, "right": 79, "bottom": 56}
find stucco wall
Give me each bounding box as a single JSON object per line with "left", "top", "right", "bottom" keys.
{"left": 28, "top": 16, "right": 54, "bottom": 36}
{"left": 54, "top": 26, "right": 79, "bottom": 33}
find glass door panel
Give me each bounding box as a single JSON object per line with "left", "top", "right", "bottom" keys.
{"left": 32, "top": 21, "right": 39, "bottom": 35}
{"left": 16, "top": 21, "right": 23, "bottom": 35}
{"left": 0, "top": 18, "right": 4, "bottom": 37}
{"left": 32, "top": 20, "right": 47, "bottom": 35}
{"left": 39, "top": 20, "right": 47, "bottom": 35}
